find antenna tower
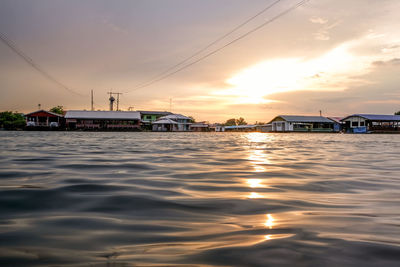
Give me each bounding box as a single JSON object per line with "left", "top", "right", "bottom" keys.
{"left": 107, "top": 91, "right": 123, "bottom": 111}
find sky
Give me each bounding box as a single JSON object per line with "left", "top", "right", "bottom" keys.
{"left": 0, "top": 0, "right": 399, "bottom": 123}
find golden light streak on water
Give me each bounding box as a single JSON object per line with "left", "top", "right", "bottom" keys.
{"left": 246, "top": 179, "right": 263, "bottom": 188}
{"left": 265, "top": 214, "right": 275, "bottom": 229}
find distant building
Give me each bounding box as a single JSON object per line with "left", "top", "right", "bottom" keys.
{"left": 327, "top": 117, "right": 344, "bottom": 132}
{"left": 190, "top": 122, "right": 210, "bottom": 132}
{"left": 209, "top": 124, "right": 225, "bottom": 132}
{"left": 341, "top": 114, "right": 400, "bottom": 133}
{"left": 269, "top": 115, "right": 335, "bottom": 132}
{"left": 65, "top": 110, "right": 141, "bottom": 130}
{"left": 25, "top": 110, "right": 64, "bottom": 129}
{"left": 138, "top": 111, "right": 173, "bottom": 130}
{"left": 152, "top": 114, "right": 192, "bottom": 131}
{"left": 224, "top": 125, "right": 257, "bottom": 132}
{"left": 258, "top": 124, "right": 273, "bottom": 132}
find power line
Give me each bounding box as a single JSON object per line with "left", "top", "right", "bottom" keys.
{"left": 126, "top": 0, "right": 282, "bottom": 92}
{"left": 0, "top": 31, "right": 86, "bottom": 97}
{"left": 125, "top": 0, "right": 310, "bottom": 93}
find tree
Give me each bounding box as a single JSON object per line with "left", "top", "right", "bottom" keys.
{"left": 395, "top": 111, "right": 400, "bottom": 115}
{"left": 188, "top": 116, "right": 196, "bottom": 123}
{"left": 225, "top": 118, "right": 237, "bottom": 126}
{"left": 50, "top": 106, "right": 64, "bottom": 115}
{"left": 0, "top": 111, "right": 26, "bottom": 130}
{"left": 236, "top": 117, "right": 247, "bottom": 125}
{"left": 224, "top": 118, "right": 247, "bottom": 126}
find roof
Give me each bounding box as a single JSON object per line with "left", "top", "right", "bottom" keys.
{"left": 327, "top": 117, "right": 344, "bottom": 123}
{"left": 138, "top": 111, "right": 173, "bottom": 116}
{"left": 65, "top": 110, "right": 141, "bottom": 120}
{"left": 190, "top": 123, "right": 209, "bottom": 128}
{"left": 25, "top": 110, "right": 64, "bottom": 117}
{"left": 152, "top": 118, "right": 178, "bottom": 124}
{"left": 269, "top": 115, "right": 333, "bottom": 123}
{"left": 225, "top": 125, "right": 256, "bottom": 129}
{"left": 159, "top": 114, "right": 191, "bottom": 120}
{"left": 341, "top": 114, "right": 400, "bottom": 122}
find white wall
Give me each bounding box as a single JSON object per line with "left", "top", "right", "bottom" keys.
{"left": 343, "top": 116, "right": 366, "bottom": 128}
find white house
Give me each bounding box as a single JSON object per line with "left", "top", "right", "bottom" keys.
{"left": 152, "top": 114, "right": 192, "bottom": 131}
{"left": 269, "top": 115, "right": 335, "bottom": 132}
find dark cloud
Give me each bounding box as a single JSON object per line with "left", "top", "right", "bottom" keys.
{"left": 372, "top": 58, "right": 400, "bottom": 67}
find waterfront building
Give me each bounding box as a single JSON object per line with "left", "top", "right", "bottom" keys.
{"left": 190, "top": 122, "right": 210, "bottom": 132}
{"left": 209, "top": 124, "right": 225, "bottom": 132}
{"left": 269, "top": 115, "right": 335, "bottom": 132}
{"left": 341, "top": 114, "right": 400, "bottom": 133}
{"left": 25, "top": 110, "right": 64, "bottom": 129}
{"left": 138, "top": 111, "right": 173, "bottom": 130}
{"left": 65, "top": 110, "right": 141, "bottom": 130}
{"left": 327, "top": 117, "right": 344, "bottom": 132}
{"left": 258, "top": 124, "right": 273, "bottom": 132}
{"left": 152, "top": 114, "right": 192, "bottom": 131}
{"left": 224, "top": 125, "right": 257, "bottom": 132}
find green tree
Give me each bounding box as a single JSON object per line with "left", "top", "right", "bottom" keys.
{"left": 50, "top": 105, "right": 64, "bottom": 115}
{"left": 395, "top": 111, "right": 400, "bottom": 115}
{"left": 188, "top": 116, "right": 196, "bottom": 123}
{"left": 0, "top": 111, "right": 26, "bottom": 130}
{"left": 224, "top": 118, "right": 248, "bottom": 126}
{"left": 225, "top": 118, "right": 237, "bottom": 126}
{"left": 236, "top": 117, "right": 247, "bottom": 125}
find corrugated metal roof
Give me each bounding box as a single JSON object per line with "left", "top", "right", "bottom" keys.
{"left": 270, "top": 115, "right": 333, "bottom": 123}
{"left": 327, "top": 117, "right": 344, "bottom": 123}
{"left": 224, "top": 125, "right": 256, "bottom": 129}
{"left": 159, "top": 114, "right": 191, "bottom": 120}
{"left": 138, "top": 111, "right": 172, "bottom": 115}
{"left": 65, "top": 110, "right": 140, "bottom": 120}
{"left": 25, "top": 110, "right": 64, "bottom": 117}
{"left": 152, "top": 118, "right": 178, "bottom": 124}
{"left": 342, "top": 114, "right": 400, "bottom": 121}
{"left": 190, "top": 123, "right": 209, "bottom": 127}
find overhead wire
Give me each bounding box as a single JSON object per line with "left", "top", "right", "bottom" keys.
{"left": 126, "top": 0, "right": 282, "bottom": 92}
{"left": 0, "top": 31, "right": 86, "bottom": 97}
{"left": 125, "top": 0, "right": 310, "bottom": 93}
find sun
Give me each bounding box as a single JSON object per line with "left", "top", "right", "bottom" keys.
{"left": 213, "top": 42, "right": 371, "bottom": 105}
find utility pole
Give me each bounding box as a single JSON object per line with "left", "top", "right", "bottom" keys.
{"left": 38, "top": 103, "right": 41, "bottom": 110}
{"left": 91, "top": 90, "right": 94, "bottom": 111}
{"left": 319, "top": 110, "right": 322, "bottom": 117}
{"left": 107, "top": 91, "right": 122, "bottom": 111}
{"left": 116, "top": 92, "right": 122, "bottom": 111}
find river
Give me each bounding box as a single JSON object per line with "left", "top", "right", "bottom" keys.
{"left": 0, "top": 131, "right": 399, "bottom": 266}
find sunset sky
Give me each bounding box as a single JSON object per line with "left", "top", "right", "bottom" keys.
{"left": 1, "top": 0, "right": 400, "bottom": 123}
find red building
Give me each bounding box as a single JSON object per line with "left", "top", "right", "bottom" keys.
{"left": 25, "top": 110, "right": 64, "bottom": 129}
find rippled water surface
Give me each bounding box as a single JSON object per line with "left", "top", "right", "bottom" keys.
{"left": 0, "top": 131, "right": 399, "bottom": 266}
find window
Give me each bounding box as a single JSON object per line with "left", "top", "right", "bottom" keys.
{"left": 360, "top": 121, "right": 365, "bottom": 126}
{"left": 352, "top": 121, "right": 358, "bottom": 127}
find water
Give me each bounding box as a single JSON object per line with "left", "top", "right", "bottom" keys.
{"left": 0, "top": 131, "right": 399, "bottom": 266}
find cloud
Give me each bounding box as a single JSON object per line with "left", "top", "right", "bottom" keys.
{"left": 313, "top": 20, "right": 342, "bottom": 41}
{"left": 372, "top": 58, "right": 400, "bottom": 67}
{"left": 309, "top": 17, "right": 328, "bottom": 24}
